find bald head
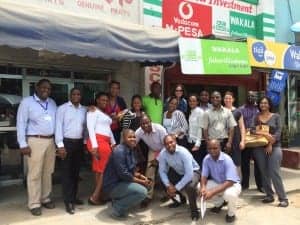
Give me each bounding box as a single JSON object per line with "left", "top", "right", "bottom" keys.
{"left": 207, "top": 139, "right": 221, "bottom": 160}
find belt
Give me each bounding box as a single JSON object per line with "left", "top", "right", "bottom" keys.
{"left": 63, "top": 138, "right": 83, "bottom": 142}
{"left": 27, "top": 135, "right": 54, "bottom": 139}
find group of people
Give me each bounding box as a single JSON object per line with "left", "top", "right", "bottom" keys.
{"left": 16, "top": 79, "right": 288, "bottom": 223}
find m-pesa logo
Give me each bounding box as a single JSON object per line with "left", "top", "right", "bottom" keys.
{"left": 162, "top": 0, "right": 212, "bottom": 38}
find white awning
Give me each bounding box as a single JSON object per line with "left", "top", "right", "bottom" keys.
{"left": 0, "top": 2, "right": 180, "bottom": 62}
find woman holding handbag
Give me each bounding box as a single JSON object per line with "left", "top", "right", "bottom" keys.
{"left": 251, "top": 97, "right": 288, "bottom": 207}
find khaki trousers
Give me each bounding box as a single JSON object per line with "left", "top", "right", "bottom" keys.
{"left": 26, "top": 137, "right": 56, "bottom": 209}
{"left": 145, "top": 150, "right": 157, "bottom": 199}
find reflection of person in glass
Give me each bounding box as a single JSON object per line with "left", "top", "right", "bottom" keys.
{"left": 86, "top": 92, "right": 116, "bottom": 205}
{"left": 17, "top": 79, "right": 57, "bottom": 216}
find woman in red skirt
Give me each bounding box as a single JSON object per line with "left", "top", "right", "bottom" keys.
{"left": 87, "top": 92, "right": 116, "bottom": 205}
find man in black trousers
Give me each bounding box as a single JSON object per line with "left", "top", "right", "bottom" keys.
{"left": 55, "top": 88, "right": 87, "bottom": 214}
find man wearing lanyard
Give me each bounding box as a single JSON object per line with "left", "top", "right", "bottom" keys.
{"left": 55, "top": 88, "right": 87, "bottom": 214}
{"left": 17, "top": 79, "right": 57, "bottom": 216}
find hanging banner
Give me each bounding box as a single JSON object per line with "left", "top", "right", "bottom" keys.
{"left": 248, "top": 38, "right": 300, "bottom": 71}
{"left": 179, "top": 37, "right": 251, "bottom": 74}
{"left": 268, "top": 70, "right": 288, "bottom": 93}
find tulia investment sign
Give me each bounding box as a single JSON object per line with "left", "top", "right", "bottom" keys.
{"left": 179, "top": 37, "right": 251, "bottom": 75}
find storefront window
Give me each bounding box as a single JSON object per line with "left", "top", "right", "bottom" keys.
{"left": 75, "top": 81, "right": 107, "bottom": 106}
{"left": 0, "top": 77, "right": 23, "bottom": 183}
{"left": 286, "top": 74, "right": 300, "bottom": 147}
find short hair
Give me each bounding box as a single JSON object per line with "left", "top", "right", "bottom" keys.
{"left": 94, "top": 91, "right": 109, "bottom": 105}
{"left": 36, "top": 79, "right": 51, "bottom": 87}
{"left": 167, "top": 96, "right": 178, "bottom": 104}
{"left": 70, "top": 87, "right": 81, "bottom": 94}
{"left": 163, "top": 134, "right": 176, "bottom": 144}
{"left": 150, "top": 81, "right": 161, "bottom": 90}
{"left": 109, "top": 80, "right": 120, "bottom": 88}
{"left": 131, "top": 94, "right": 143, "bottom": 109}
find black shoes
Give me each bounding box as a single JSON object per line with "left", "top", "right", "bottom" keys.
{"left": 278, "top": 200, "right": 289, "bottom": 207}
{"left": 210, "top": 201, "right": 227, "bottom": 213}
{"left": 65, "top": 203, "right": 75, "bottom": 214}
{"left": 140, "top": 198, "right": 151, "bottom": 208}
{"left": 191, "top": 211, "right": 199, "bottom": 221}
{"left": 262, "top": 196, "right": 275, "bottom": 204}
{"left": 226, "top": 214, "right": 236, "bottom": 223}
{"left": 30, "top": 207, "right": 42, "bottom": 216}
{"left": 42, "top": 201, "right": 55, "bottom": 209}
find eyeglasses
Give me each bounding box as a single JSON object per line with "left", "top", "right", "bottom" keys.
{"left": 175, "top": 90, "right": 183, "bottom": 92}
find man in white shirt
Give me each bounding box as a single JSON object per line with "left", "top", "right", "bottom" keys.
{"left": 55, "top": 88, "right": 87, "bottom": 214}
{"left": 135, "top": 115, "right": 167, "bottom": 207}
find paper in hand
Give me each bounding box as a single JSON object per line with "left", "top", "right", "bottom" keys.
{"left": 200, "top": 196, "right": 206, "bottom": 219}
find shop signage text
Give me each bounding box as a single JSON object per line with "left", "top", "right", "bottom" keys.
{"left": 18, "top": 0, "right": 139, "bottom": 23}
{"left": 248, "top": 38, "right": 300, "bottom": 71}
{"left": 179, "top": 37, "right": 251, "bottom": 74}
{"left": 162, "top": 0, "right": 212, "bottom": 38}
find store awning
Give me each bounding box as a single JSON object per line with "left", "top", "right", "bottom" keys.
{"left": 0, "top": 2, "right": 180, "bottom": 62}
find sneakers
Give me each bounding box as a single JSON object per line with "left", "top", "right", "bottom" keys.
{"left": 278, "top": 200, "right": 289, "bottom": 207}
{"left": 109, "top": 212, "right": 128, "bottom": 221}
{"left": 30, "top": 207, "right": 42, "bottom": 216}
{"left": 262, "top": 196, "right": 275, "bottom": 204}
{"left": 226, "top": 214, "right": 236, "bottom": 223}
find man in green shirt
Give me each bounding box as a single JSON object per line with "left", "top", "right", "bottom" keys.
{"left": 142, "top": 81, "right": 163, "bottom": 124}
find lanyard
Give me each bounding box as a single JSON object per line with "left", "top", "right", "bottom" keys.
{"left": 33, "top": 96, "right": 48, "bottom": 112}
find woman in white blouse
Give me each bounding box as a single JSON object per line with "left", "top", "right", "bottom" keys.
{"left": 187, "top": 94, "right": 206, "bottom": 167}
{"left": 86, "top": 92, "right": 116, "bottom": 205}
{"left": 163, "top": 96, "right": 188, "bottom": 147}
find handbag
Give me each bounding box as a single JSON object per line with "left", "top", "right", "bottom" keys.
{"left": 245, "top": 131, "right": 269, "bottom": 148}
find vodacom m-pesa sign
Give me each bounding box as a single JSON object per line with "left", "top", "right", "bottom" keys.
{"left": 162, "top": 0, "right": 212, "bottom": 38}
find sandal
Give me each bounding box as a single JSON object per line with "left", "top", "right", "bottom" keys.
{"left": 88, "top": 197, "right": 101, "bottom": 205}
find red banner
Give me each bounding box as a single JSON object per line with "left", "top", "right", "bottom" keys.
{"left": 162, "top": 0, "right": 212, "bottom": 38}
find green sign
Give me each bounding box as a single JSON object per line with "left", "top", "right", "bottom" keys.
{"left": 230, "top": 11, "right": 256, "bottom": 37}
{"left": 201, "top": 40, "right": 251, "bottom": 74}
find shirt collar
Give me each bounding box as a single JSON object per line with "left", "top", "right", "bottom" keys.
{"left": 33, "top": 93, "right": 48, "bottom": 103}
{"left": 212, "top": 105, "right": 224, "bottom": 111}
{"left": 208, "top": 152, "right": 225, "bottom": 162}
{"left": 67, "top": 101, "right": 82, "bottom": 108}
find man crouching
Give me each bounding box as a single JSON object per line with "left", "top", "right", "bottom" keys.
{"left": 102, "top": 129, "right": 151, "bottom": 220}
{"left": 200, "top": 139, "right": 241, "bottom": 223}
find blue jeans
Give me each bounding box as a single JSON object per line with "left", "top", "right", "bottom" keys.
{"left": 109, "top": 182, "right": 147, "bottom": 216}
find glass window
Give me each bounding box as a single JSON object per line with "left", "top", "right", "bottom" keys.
{"left": 75, "top": 82, "right": 107, "bottom": 106}
{"left": 0, "top": 77, "right": 23, "bottom": 182}
{"left": 286, "top": 74, "right": 300, "bottom": 147}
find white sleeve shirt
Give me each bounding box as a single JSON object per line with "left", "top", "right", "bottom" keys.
{"left": 87, "top": 109, "right": 116, "bottom": 148}
{"left": 188, "top": 107, "right": 204, "bottom": 147}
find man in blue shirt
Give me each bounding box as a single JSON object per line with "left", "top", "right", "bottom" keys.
{"left": 200, "top": 139, "right": 241, "bottom": 223}
{"left": 158, "top": 134, "right": 201, "bottom": 221}
{"left": 17, "top": 79, "right": 57, "bottom": 216}
{"left": 102, "top": 129, "right": 149, "bottom": 220}
{"left": 55, "top": 88, "right": 87, "bottom": 214}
